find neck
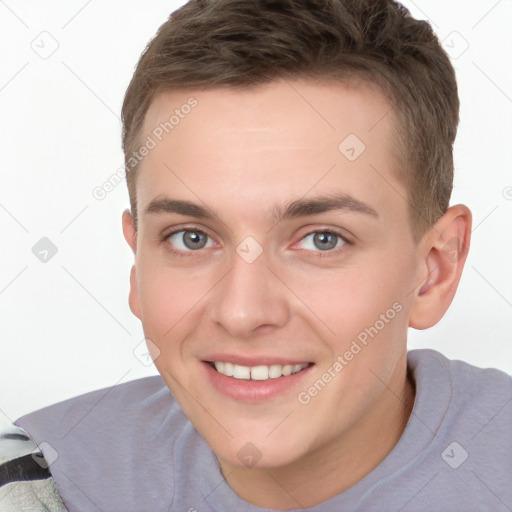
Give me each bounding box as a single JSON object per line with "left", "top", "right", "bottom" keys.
{"left": 219, "top": 358, "right": 415, "bottom": 509}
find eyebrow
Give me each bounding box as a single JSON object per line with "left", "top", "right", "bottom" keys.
{"left": 144, "top": 193, "right": 378, "bottom": 223}
{"left": 145, "top": 198, "right": 219, "bottom": 219}
{"left": 269, "top": 193, "right": 378, "bottom": 223}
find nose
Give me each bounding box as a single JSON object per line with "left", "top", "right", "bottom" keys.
{"left": 210, "top": 250, "right": 290, "bottom": 339}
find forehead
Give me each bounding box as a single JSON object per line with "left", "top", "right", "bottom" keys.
{"left": 143, "top": 78, "right": 396, "bottom": 148}
{"left": 137, "top": 79, "right": 406, "bottom": 228}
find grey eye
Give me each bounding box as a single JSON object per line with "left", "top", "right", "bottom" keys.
{"left": 168, "top": 230, "right": 213, "bottom": 251}
{"left": 300, "top": 232, "right": 344, "bottom": 251}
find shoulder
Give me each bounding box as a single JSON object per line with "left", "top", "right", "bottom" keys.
{"left": 0, "top": 423, "right": 68, "bottom": 511}
{"left": 366, "top": 349, "right": 512, "bottom": 510}
{"left": 408, "top": 348, "right": 512, "bottom": 405}
{"left": 13, "top": 375, "right": 193, "bottom": 510}
{"left": 408, "top": 348, "right": 512, "bottom": 427}
{"left": 14, "top": 375, "right": 188, "bottom": 455}
{"left": 405, "top": 349, "right": 512, "bottom": 507}
{"left": 15, "top": 375, "right": 179, "bottom": 437}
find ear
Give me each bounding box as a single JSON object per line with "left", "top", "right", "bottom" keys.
{"left": 409, "top": 205, "right": 472, "bottom": 330}
{"left": 122, "top": 209, "right": 142, "bottom": 320}
{"left": 122, "top": 208, "right": 137, "bottom": 254}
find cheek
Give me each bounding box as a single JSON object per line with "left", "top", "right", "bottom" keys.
{"left": 136, "top": 262, "right": 209, "bottom": 344}
{"left": 287, "top": 263, "right": 403, "bottom": 338}
{"left": 283, "top": 248, "right": 413, "bottom": 372}
{"left": 292, "top": 266, "right": 410, "bottom": 432}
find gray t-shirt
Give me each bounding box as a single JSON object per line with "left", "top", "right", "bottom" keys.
{"left": 12, "top": 349, "right": 512, "bottom": 511}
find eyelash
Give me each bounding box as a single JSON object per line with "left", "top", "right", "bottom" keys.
{"left": 296, "top": 230, "right": 351, "bottom": 258}
{"left": 160, "top": 227, "right": 215, "bottom": 258}
{"left": 160, "top": 227, "right": 351, "bottom": 258}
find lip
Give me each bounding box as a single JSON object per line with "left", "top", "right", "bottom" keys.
{"left": 201, "top": 360, "right": 314, "bottom": 402}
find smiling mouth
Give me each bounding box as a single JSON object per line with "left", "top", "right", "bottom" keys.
{"left": 207, "top": 361, "right": 313, "bottom": 381}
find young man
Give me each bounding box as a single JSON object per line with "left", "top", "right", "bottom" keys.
{"left": 2, "top": 0, "right": 511, "bottom": 510}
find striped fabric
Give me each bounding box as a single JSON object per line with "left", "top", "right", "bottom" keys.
{"left": 0, "top": 423, "right": 67, "bottom": 511}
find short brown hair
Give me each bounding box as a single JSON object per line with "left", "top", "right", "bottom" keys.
{"left": 122, "top": 0, "right": 459, "bottom": 238}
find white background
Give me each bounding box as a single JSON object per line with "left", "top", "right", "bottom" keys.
{"left": 1, "top": 0, "right": 511, "bottom": 425}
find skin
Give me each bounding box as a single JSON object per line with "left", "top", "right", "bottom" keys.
{"left": 122, "top": 79, "right": 471, "bottom": 508}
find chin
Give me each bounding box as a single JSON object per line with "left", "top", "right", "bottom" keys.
{"left": 211, "top": 435, "right": 308, "bottom": 471}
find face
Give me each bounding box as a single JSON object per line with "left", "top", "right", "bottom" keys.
{"left": 124, "top": 79, "right": 422, "bottom": 469}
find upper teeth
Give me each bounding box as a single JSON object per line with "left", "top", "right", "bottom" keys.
{"left": 213, "top": 362, "right": 309, "bottom": 380}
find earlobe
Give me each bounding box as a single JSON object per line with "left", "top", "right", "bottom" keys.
{"left": 409, "top": 205, "right": 472, "bottom": 330}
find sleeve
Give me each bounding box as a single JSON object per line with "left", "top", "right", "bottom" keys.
{"left": 0, "top": 422, "right": 68, "bottom": 512}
